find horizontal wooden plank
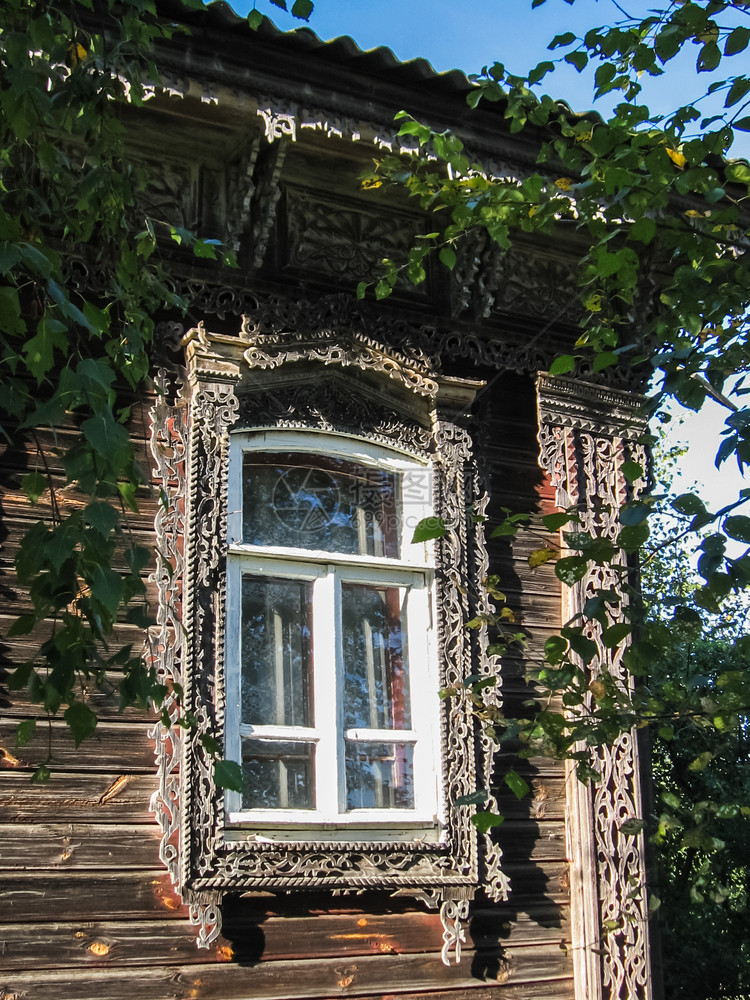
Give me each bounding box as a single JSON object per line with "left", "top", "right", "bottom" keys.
{"left": 0, "top": 822, "right": 163, "bottom": 872}
{"left": 0, "top": 422, "right": 152, "bottom": 476}
{"left": 494, "top": 776, "right": 565, "bottom": 822}
{"left": 0, "top": 771, "right": 156, "bottom": 823}
{"left": 0, "top": 871, "right": 187, "bottom": 923}
{"left": 0, "top": 720, "right": 156, "bottom": 772}
{"left": 0, "top": 480, "right": 158, "bottom": 528}
{"left": 0, "top": 869, "right": 570, "bottom": 926}
{"left": 0, "top": 943, "right": 572, "bottom": 1000}
{"left": 0, "top": 906, "right": 570, "bottom": 971}
{"left": 0, "top": 818, "right": 567, "bottom": 872}
{"left": 343, "top": 983, "right": 573, "bottom": 1000}
{"left": 495, "top": 820, "right": 567, "bottom": 864}
{"left": 0, "top": 676, "right": 157, "bottom": 722}
{"left": 0, "top": 572, "right": 159, "bottom": 618}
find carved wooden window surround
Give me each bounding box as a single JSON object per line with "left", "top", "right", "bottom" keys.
{"left": 149, "top": 320, "right": 510, "bottom": 961}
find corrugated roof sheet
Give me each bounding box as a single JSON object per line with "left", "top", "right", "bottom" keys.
{"left": 166, "top": 0, "right": 474, "bottom": 94}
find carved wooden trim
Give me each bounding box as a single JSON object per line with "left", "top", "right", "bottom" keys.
{"left": 537, "top": 373, "right": 653, "bottom": 1000}
{"left": 150, "top": 317, "right": 509, "bottom": 952}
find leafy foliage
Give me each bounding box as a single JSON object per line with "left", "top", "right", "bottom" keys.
{"left": 0, "top": 0, "right": 305, "bottom": 782}
{"left": 366, "top": 3, "right": 750, "bottom": 983}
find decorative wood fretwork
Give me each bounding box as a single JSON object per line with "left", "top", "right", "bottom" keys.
{"left": 284, "top": 187, "right": 425, "bottom": 290}
{"left": 536, "top": 373, "right": 653, "bottom": 1000}
{"left": 149, "top": 317, "right": 510, "bottom": 955}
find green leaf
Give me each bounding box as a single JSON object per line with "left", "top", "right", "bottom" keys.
{"left": 456, "top": 789, "right": 489, "bottom": 806}
{"left": 725, "top": 77, "right": 750, "bottom": 108}
{"left": 472, "top": 810, "right": 505, "bottom": 833}
{"left": 200, "top": 733, "right": 222, "bottom": 756}
{"left": 118, "top": 481, "right": 139, "bottom": 513}
{"left": 549, "top": 32, "right": 576, "bottom": 49}
{"left": 291, "top": 0, "right": 313, "bottom": 18}
{"left": 696, "top": 41, "right": 721, "bottom": 73}
{"left": 542, "top": 511, "right": 577, "bottom": 532}
{"left": 412, "top": 516, "right": 445, "bottom": 543}
{"left": 214, "top": 759, "right": 244, "bottom": 793}
{"left": 620, "top": 460, "right": 643, "bottom": 484}
{"left": 687, "top": 751, "right": 714, "bottom": 772}
{"left": 21, "top": 471, "right": 46, "bottom": 504}
{"left": 504, "top": 769, "right": 531, "bottom": 800}
{"left": 529, "top": 547, "right": 556, "bottom": 568}
{"left": 23, "top": 311, "right": 68, "bottom": 381}
{"left": 734, "top": 116, "right": 750, "bottom": 132}
{"left": 31, "top": 765, "right": 51, "bottom": 783}
{"left": 0, "top": 285, "right": 25, "bottom": 335}
{"left": 726, "top": 161, "right": 750, "bottom": 184}
{"left": 544, "top": 634, "right": 568, "bottom": 665}
{"left": 439, "top": 247, "right": 456, "bottom": 270}
{"left": 602, "top": 622, "right": 632, "bottom": 648}
{"left": 620, "top": 502, "right": 650, "bottom": 527}
{"left": 620, "top": 818, "right": 646, "bottom": 836}
{"left": 7, "top": 614, "right": 37, "bottom": 638}
{"left": 672, "top": 492, "right": 706, "bottom": 515}
{"left": 565, "top": 50, "right": 588, "bottom": 72}
{"left": 630, "top": 216, "right": 656, "bottom": 244}
{"left": 725, "top": 27, "right": 750, "bottom": 56}
{"left": 549, "top": 354, "right": 576, "bottom": 375}
{"left": 192, "top": 239, "right": 217, "bottom": 260}
{"left": 84, "top": 501, "right": 119, "bottom": 537}
{"left": 724, "top": 515, "right": 750, "bottom": 543}
{"left": 555, "top": 556, "right": 589, "bottom": 585}
{"left": 16, "top": 719, "right": 36, "bottom": 748}
{"left": 89, "top": 565, "right": 125, "bottom": 618}
{"left": 618, "top": 521, "right": 649, "bottom": 553}
{"left": 247, "top": 9, "right": 263, "bottom": 29}
{"left": 81, "top": 413, "right": 130, "bottom": 460}
{"left": 593, "top": 351, "right": 618, "bottom": 374}
{"left": 64, "top": 702, "right": 98, "bottom": 748}
{"left": 568, "top": 633, "right": 598, "bottom": 664}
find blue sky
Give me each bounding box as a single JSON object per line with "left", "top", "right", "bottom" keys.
{"left": 241, "top": 0, "right": 747, "bottom": 510}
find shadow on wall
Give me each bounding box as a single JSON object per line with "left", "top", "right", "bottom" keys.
{"left": 0, "top": 429, "right": 29, "bottom": 712}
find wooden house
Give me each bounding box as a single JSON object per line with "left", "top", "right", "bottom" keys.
{"left": 1, "top": 5, "right": 657, "bottom": 999}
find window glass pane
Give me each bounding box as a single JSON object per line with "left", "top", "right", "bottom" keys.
{"left": 342, "top": 584, "right": 411, "bottom": 730}
{"left": 345, "top": 742, "right": 414, "bottom": 810}
{"left": 243, "top": 453, "right": 400, "bottom": 557}
{"left": 242, "top": 740, "right": 315, "bottom": 810}
{"left": 241, "top": 576, "right": 313, "bottom": 727}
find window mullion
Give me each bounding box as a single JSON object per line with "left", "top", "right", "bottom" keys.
{"left": 407, "top": 576, "right": 436, "bottom": 818}
{"left": 333, "top": 567, "right": 346, "bottom": 818}
{"left": 224, "top": 556, "right": 243, "bottom": 815}
{"left": 312, "top": 568, "right": 339, "bottom": 820}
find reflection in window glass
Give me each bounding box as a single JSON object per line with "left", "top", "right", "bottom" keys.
{"left": 242, "top": 740, "right": 315, "bottom": 810}
{"left": 345, "top": 742, "right": 414, "bottom": 809}
{"left": 342, "top": 584, "right": 411, "bottom": 730}
{"left": 241, "top": 577, "right": 313, "bottom": 727}
{"left": 243, "top": 453, "right": 400, "bottom": 557}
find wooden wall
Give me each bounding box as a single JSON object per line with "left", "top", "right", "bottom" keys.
{"left": 0, "top": 364, "right": 575, "bottom": 1000}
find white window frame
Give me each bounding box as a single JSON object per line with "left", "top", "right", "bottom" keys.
{"left": 223, "top": 429, "right": 444, "bottom": 841}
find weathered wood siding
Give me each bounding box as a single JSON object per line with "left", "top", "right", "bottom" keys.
{"left": 0, "top": 370, "right": 574, "bottom": 1000}
{"left": 0, "top": 18, "right": 579, "bottom": 996}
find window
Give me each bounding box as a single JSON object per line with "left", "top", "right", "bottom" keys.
{"left": 149, "top": 324, "right": 509, "bottom": 947}
{"left": 223, "top": 431, "right": 442, "bottom": 841}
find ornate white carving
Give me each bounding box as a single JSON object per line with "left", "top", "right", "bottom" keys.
{"left": 440, "top": 897, "right": 470, "bottom": 966}
{"left": 256, "top": 107, "right": 297, "bottom": 142}
{"left": 150, "top": 319, "right": 508, "bottom": 956}
{"left": 537, "top": 373, "right": 653, "bottom": 1000}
